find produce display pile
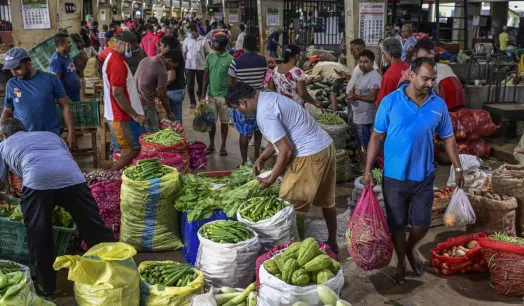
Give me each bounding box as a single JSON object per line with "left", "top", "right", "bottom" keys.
{"left": 141, "top": 262, "right": 197, "bottom": 287}
{"left": 491, "top": 232, "right": 524, "bottom": 246}
{"left": 142, "top": 128, "right": 184, "bottom": 146}
{"left": 174, "top": 166, "right": 281, "bottom": 222}
{"left": 0, "top": 261, "right": 22, "bottom": 275}
{"left": 125, "top": 158, "right": 173, "bottom": 181}
{"left": 200, "top": 220, "right": 254, "bottom": 243}
{"left": 211, "top": 283, "right": 257, "bottom": 306}
{"left": 434, "top": 187, "right": 454, "bottom": 199}
{"left": 316, "top": 113, "right": 345, "bottom": 126}
{"left": 84, "top": 170, "right": 122, "bottom": 186}
{"left": 440, "top": 240, "right": 478, "bottom": 257}
{"left": 307, "top": 81, "right": 348, "bottom": 110}
{"left": 263, "top": 238, "right": 341, "bottom": 286}
{"left": 239, "top": 197, "right": 289, "bottom": 222}
{"left": 3, "top": 199, "right": 73, "bottom": 228}
{"left": 0, "top": 270, "right": 24, "bottom": 295}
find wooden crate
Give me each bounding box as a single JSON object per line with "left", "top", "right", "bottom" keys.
{"left": 431, "top": 197, "right": 451, "bottom": 227}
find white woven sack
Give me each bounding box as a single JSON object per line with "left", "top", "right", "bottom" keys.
{"left": 195, "top": 221, "right": 261, "bottom": 288}
{"left": 237, "top": 198, "right": 299, "bottom": 253}
{"left": 258, "top": 254, "right": 344, "bottom": 306}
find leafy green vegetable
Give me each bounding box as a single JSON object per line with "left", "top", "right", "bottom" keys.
{"left": 6, "top": 204, "right": 73, "bottom": 228}
{"left": 174, "top": 174, "right": 221, "bottom": 222}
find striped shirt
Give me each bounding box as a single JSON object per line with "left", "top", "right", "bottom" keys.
{"left": 228, "top": 52, "right": 268, "bottom": 89}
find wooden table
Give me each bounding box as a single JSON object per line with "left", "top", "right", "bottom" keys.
{"left": 66, "top": 127, "right": 99, "bottom": 168}
{"left": 483, "top": 103, "right": 524, "bottom": 138}
{"left": 95, "top": 83, "right": 111, "bottom": 163}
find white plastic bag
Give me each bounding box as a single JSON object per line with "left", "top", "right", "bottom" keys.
{"left": 236, "top": 198, "right": 299, "bottom": 253}
{"left": 195, "top": 221, "right": 261, "bottom": 288}
{"left": 190, "top": 287, "right": 220, "bottom": 306}
{"left": 447, "top": 154, "right": 492, "bottom": 189}
{"left": 258, "top": 255, "right": 344, "bottom": 306}
{"left": 443, "top": 188, "right": 476, "bottom": 226}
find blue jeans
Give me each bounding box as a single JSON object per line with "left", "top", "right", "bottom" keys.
{"left": 167, "top": 89, "right": 185, "bottom": 123}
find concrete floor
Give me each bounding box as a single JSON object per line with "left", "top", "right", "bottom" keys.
{"left": 53, "top": 100, "right": 519, "bottom": 306}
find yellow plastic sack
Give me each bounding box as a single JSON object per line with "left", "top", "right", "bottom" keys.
{"left": 53, "top": 242, "right": 139, "bottom": 306}
{"left": 83, "top": 57, "right": 98, "bottom": 78}
{"left": 138, "top": 261, "right": 205, "bottom": 306}
{"left": 0, "top": 274, "right": 55, "bottom": 306}
{"left": 120, "top": 166, "right": 183, "bottom": 252}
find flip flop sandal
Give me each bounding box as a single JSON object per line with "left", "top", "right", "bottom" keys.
{"left": 408, "top": 251, "right": 426, "bottom": 277}
{"left": 389, "top": 271, "right": 406, "bottom": 285}
{"left": 205, "top": 148, "right": 216, "bottom": 155}
{"left": 220, "top": 150, "right": 228, "bottom": 156}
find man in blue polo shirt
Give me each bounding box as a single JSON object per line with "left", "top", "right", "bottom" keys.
{"left": 1, "top": 48, "right": 76, "bottom": 148}
{"left": 363, "top": 57, "right": 464, "bottom": 285}
{"left": 50, "top": 33, "right": 81, "bottom": 102}
{"left": 266, "top": 29, "right": 283, "bottom": 58}
{"left": 228, "top": 34, "right": 267, "bottom": 165}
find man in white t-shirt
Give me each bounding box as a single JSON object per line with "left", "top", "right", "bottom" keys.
{"left": 226, "top": 81, "right": 339, "bottom": 255}
{"left": 346, "top": 38, "right": 379, "bottom": 94}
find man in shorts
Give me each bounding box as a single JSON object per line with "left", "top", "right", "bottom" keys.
{"left": 101, "top": 31, "right": 147, "bottom": 170}
{"left": 226, "top": 81, "right": 339, "bottom": 255}
{"left": 347, "top": 50, "right": 382, "bottom": 171}
{"left": 363, "top": 58, "right": 464, "bottom": 284}
{"left": 201, "top": 32, "right": 233, "bottom": 156}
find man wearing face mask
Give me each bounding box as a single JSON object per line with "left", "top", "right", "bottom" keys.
{"left": 1, "top": 47, "right": 76, "bottom": 148}
{"left": 201, "top": 32, "right": 233, "bottom": 156}
{"left": 99, "top": 33, "right": 146, "bottom": 75}
{"left": 101, "top": 31, "right": 147, "bottom": 170}
{"left": 134, "top": 49, "right": 179, "bottom": 131}
{"left": 50, "top": 33, "right": 81, "bottom": 102}
{"left": 183, "top": 24, "right": 210, "bottom": 109}
{"left": 140, "top": 24, "right": 161, "bottom": 57}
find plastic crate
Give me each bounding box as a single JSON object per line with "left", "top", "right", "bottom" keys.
{"left": 0, "top": 217, "right": 75, "bottom": 275}
{"left": 56, "top": 99, "right": 101, "bottom": 128}
{"left": 27, "top": 30, "right": 80, "bottom": 73}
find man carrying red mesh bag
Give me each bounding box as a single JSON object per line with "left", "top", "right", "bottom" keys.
{"left": 363, "top": 58, "right": 465, "bottom": 284}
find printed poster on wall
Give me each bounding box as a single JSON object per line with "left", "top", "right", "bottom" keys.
{"left": 359, "top": 2, "right": 385, "bottom": 46}
{"left": 22, "top": 0, "right": 51, "bottom": 29}
{"left": 267, "top": 8, "right": 279, "bottom": 26}
{"left": 229, "top": 9, "right": 239, "bottom": 23}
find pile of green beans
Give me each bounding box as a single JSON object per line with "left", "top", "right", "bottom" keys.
{"left": 141, "top": 263, "right": 197, "bottom": 287}
{"left": 317, "top": 113, "right": 344, "bottom": 125}
{"left": 239, "top": 197, "right": 289, "bottom": 222}
{"left": 126, "top": 158, "right": 172, "bottom": 180}
{"left": 143, "top": 129, "right": 184, "bottom": 146}
{"left": 201, "top": 220, "right": 254, "bottom": 243}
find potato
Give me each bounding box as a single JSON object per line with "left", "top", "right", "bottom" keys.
{"left": 455, "top": 249, "right": 466, "bottom": 256}
{"left": 457, "top": 246, "right": 469, "bottom": 253}
{"left": 451, "top": 246, "right": 457, "bottom": 256}
{"left": 467, "top": 240, "right": 478, "bottom": 249}
{"left": 443, "top": 253, "right": 450, "bottom": 257}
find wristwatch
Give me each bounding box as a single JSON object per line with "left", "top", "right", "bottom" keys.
{"left": 455, "top": 167, "right": 463, "bottom": 172}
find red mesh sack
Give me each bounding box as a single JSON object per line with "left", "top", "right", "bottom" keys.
{"left": 467, "top": 138, "right": 491, "bottom": 157}
{"left": 8, "top": 171, "right": 22, "bottom": 197}
{"left": 470, "top": 109, "right": 491, "bottom": 126}
{"left": 132, "top": 152, "right": 186, "bottom": 173}
{"left": 430, "top": 232, "right": 488, "bottom": 276}
{"left": 160, "top": 119, "right": 185, "bottom": 137}
{"left": 477, "top": 122, "right": 500, "bottom": 137}
{"left": 139, "top": 132, "right": 187, "bottom": 153}
{"left": 456, "top": 108, "right": 474, "bottom": 118}
{"left": 466, "top": 132, "right": 479, "bottom": 141}
{"left": 459, "top": 115, "right": 475, "bottom": 134}
{"left": 187, "top": 141, "right": 208, "bottom": 170}
{"left": 454, "top": 120, "right": 467, "bottom": 140}
{"left": 347, "top": 188, "right": 393, "bottom": 270}
{"left": 456, "top": 142, "right": 470, "bottom": 154}
{"left": 82, "top": 181, "right": 122, "bottom": 250}
{"left": 255, "top": 240, "right": 337, "bottom": 286}
{"left": 479, "top": 236, "right": 524, "bottom": 296}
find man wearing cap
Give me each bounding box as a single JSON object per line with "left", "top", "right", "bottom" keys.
{"left": 50, "top": 33, "right": 81, "bottom": 102}
{"left": 235, "top": 24, "right": 247, "bottom": 51}
{"left": 307, "top": 56, "right": 351, "bottom": 111}
{"left": 134, "top": 49, "right": 180, "bottom": 131}
{"left": 183, "top": 24, "right": 210, "bottom": 109}
{"left": 101, "top": 31, "right": 147, "bottom": 170}
{"left": 99, "top": 32, "right": 146, "bottom": 75}
{"left": 201, "top": 31, "right": 233, "bottom": 156}
{"left": 1, "top": 47, "right": 76, "bottom": 149}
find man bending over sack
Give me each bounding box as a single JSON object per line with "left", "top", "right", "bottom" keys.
{"left": 226, "top": 81, "right": 339, "bottom": 255}
{"left": 0, "top": 118, "right": 115, "bottom": 299}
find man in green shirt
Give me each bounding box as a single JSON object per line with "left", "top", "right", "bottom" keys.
{"left": 201, "top": 31, "right": 234, "bottom": 156}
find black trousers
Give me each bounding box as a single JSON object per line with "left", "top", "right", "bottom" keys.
{"left": 185, "top": 69, "right": 204, "bottom": 105}
{"left": 20, "top": 182, "right": 115, "bottom": 295}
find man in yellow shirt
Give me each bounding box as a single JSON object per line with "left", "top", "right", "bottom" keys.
{"left": 499, "top": 26, "right": 509, "bottom": 51}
